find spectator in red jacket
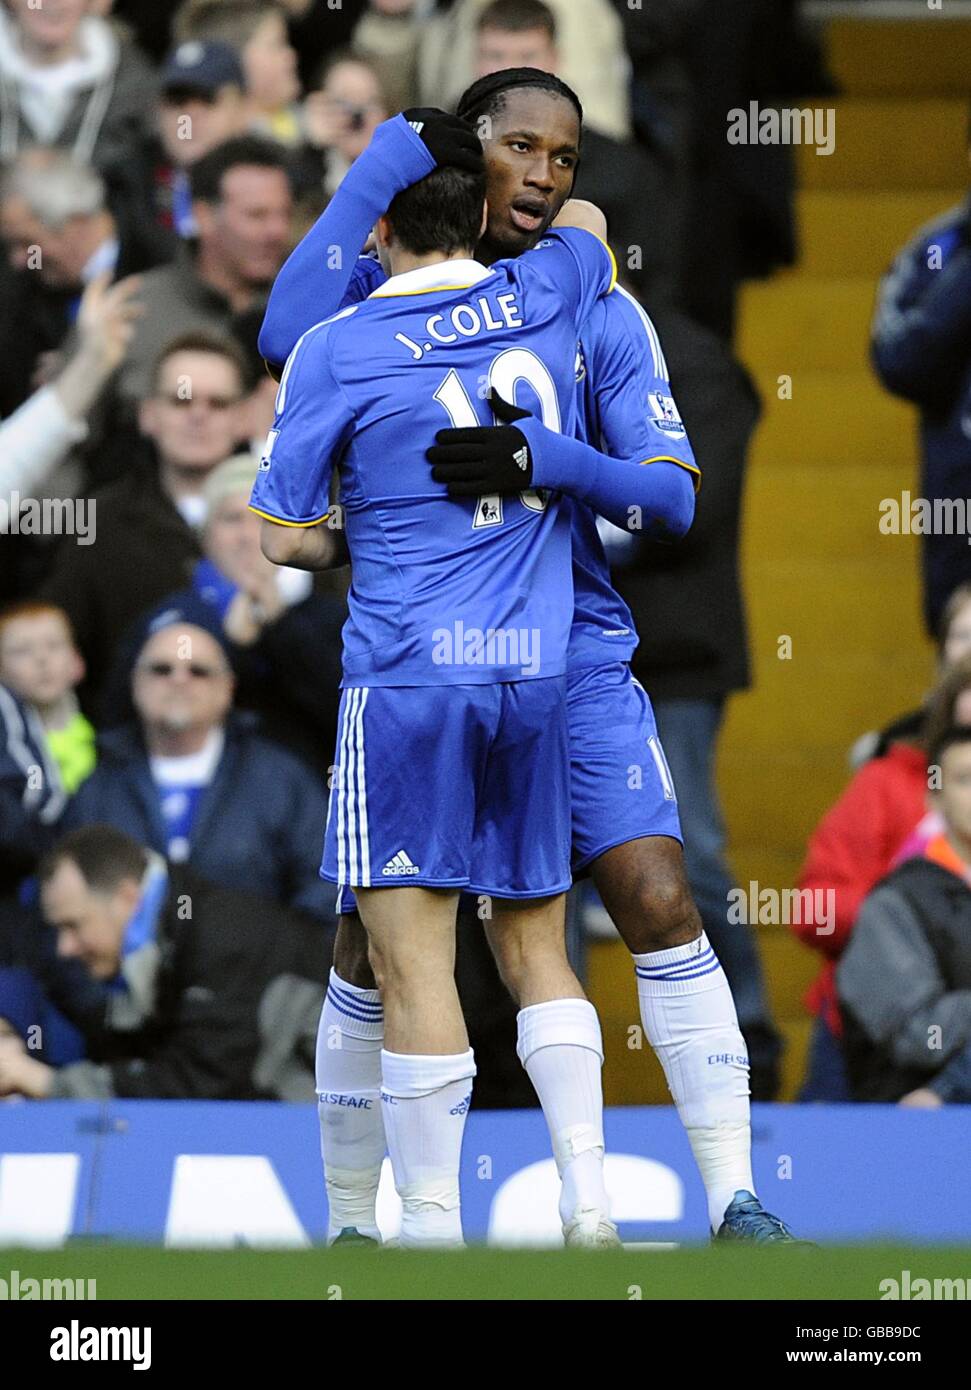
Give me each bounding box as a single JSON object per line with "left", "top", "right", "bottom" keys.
{"left": 794, "top": 645, "right": 971, "bottom": 1100}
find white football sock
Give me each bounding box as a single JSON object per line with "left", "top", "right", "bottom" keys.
{"left": 634, "top": 933, "right": 754, "bottom": 1233}
{"left": 517, "top": 999, "right": 610, "bottom": 1227}
{"left": 380, "top": 1048, "right": 476, "bottom": 1249}
{"left": 316, "top": 970, "right": 386, "bottom": 1242}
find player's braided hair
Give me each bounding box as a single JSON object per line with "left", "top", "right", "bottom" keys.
{"left": 456, "top": 67, "right": 583, "bottom": 132}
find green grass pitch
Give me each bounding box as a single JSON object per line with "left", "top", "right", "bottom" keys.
{"left": 6, "top": 1244, "right": 971, "bottom": 1300}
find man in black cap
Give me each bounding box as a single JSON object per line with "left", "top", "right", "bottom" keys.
{"left": 154, "top": 40, "right": 249, "bottom": 240}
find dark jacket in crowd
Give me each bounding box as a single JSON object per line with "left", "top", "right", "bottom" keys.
{"left": 614, "top": 305, "right": 757, "bottom": 702}
{"left": 65, "top": 712, "right": 335, "bottom": 924}
{"left": 286, "top": 0, "right": 369, "bottom": 89}
{"left": 871, "top": 195, "right": 971, "bottom": 634}
{"left": 0, "top": 201, "right": 177, "bottom": 609}
{"left": 20, "top": 864, "right": 331, "bottom": 1101}
{"left": 675, "top": 0, "right": 832, "bottom": 338}
{"left": 574, "top": 127, "right": 678, "bottom": 308}
{"left": 837, "top": 856, "right": 971, "bottom": 1102}
{"left": 0, "top": 683, "right": 66, "bottom": 898}
{"left": 110, "top": 0, "right": 180, "bottom": 63}
{"left": 238, "top": 590, "right": 345, "bottom": 766}
{"left": 925, "top": 1039, "right": 971, "bottom": 1104}
{"left": 39, "top": 454, "right": 203, "bottom": 713}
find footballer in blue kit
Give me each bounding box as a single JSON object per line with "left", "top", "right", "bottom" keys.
{"left": 261, "top": 150, "right": 699, "bottom": 891}
{"left": 251, "top": 222, "right": 616, "bottom": 898}
{"left": 561, "top": 284, "right": 694, "bottom": 868}
{"left": 257, "top": 71, "right": 803, "bottom": 1248}
{"left": 254, "top": 128, "right": 644, "bottom": 1248}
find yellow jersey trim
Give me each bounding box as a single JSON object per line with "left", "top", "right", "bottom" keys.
{"left": 594, "top": 234, "right": 619, "bottom": 293}
{"left": 638, "top": 456, "right": 702, "bottom": 494}
{"left": 248, "top": 504, "right": 331, "bottom": 528}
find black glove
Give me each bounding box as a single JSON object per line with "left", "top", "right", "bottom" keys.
{"left": 402, "top": 108, "right": 484, "bottom": 175}
{"left": 428, "top": 391, "right": 534, "bottom": 497}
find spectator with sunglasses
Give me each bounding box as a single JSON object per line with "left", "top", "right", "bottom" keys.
{"left": 40, "top": 330, "right": 253, "bottom": 713}
{"left": 64, "top": 601, "right": 335, "bottom": 925}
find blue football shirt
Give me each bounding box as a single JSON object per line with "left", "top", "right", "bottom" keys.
{"left": 568, "top": 285, "right": 699, "bottom": 670}
{"left": 323, "top": 253, "right": 699, "bottom": 674}
{"left": 250, "top": 228, "right": 616, "bottom": 687}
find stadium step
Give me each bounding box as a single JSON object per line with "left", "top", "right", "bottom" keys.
{"left": 735, "top": 623, "right": 929, "bottom": 746}
{"left": 747, "top": 368, "right": 917, "bottom": 467}
{"left": 826, "top": 17, "right": 971, "bottom": 96}
{"left": 795, "top": 189, "right": 966, "bottom": 278}
{"left": 795, "top": 99, "right": 969, "bottom": 191}
{"left": 720, "top": 745, "right": 876, "bottom": 865}
{"left": 741, "top": 462, "right": 927, "bottom": 564}
{"left": 724, "top": 849, "right": 816, "bottom": 901}
{"left": 737, "top": 276, "right": 880, "bottom": 372}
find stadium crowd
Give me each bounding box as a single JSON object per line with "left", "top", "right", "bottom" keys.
{"left": 4, "top": 0, "right": 963, "bottom": 1119}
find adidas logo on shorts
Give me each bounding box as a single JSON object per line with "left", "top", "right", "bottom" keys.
{"left": 382, "top": 851, "right": 420, "bottom": 877}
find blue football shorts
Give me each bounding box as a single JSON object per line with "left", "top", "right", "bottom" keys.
{"left": 567, "top": 660, "right": 682, "bottom": 873}
{"left": 323, "top": 676, "right": 571, "bottom": 901}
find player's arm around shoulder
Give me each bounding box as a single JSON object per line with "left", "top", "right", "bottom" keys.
{"left": 523, "top": 203, "right": 617, "bottom": 326}
{"left": 552, "top": 198, "right": 608, "bottom": 243}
